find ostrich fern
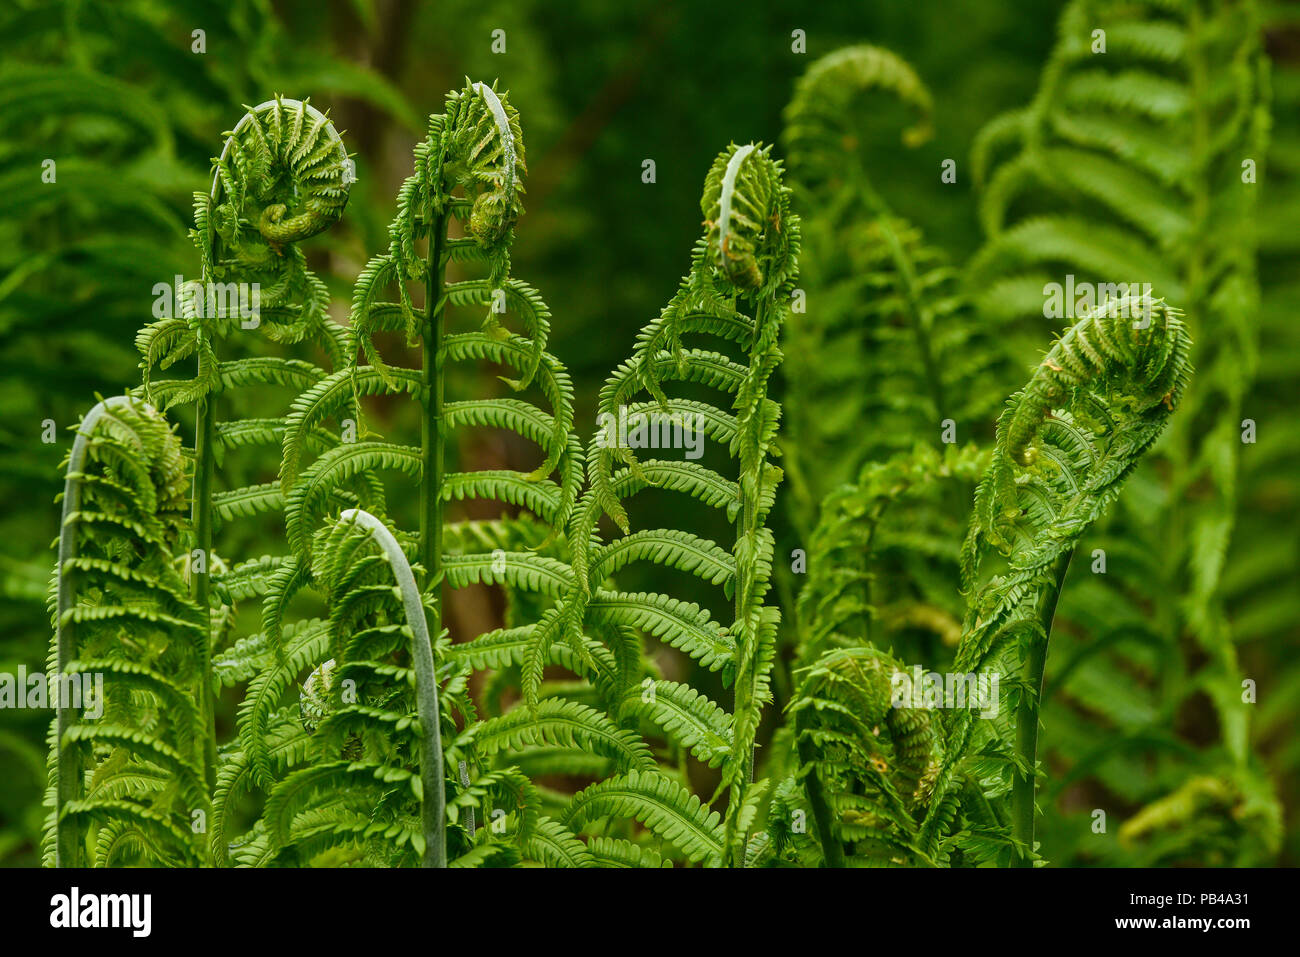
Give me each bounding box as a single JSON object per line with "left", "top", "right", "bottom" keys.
{"left": 554, "top": 142, "right": 799, "bottom": 866}
{"left": 939, "top": 296, "right": 1192, "bottom": 866}
{"left": 220, "top": 80, "right": 590, "bottom": 866}
{"left": 46, "top": 397, "right": 206, "bottom": 867}
{"left": 38, "top": 27, "right": 1284, "bottom": 870}
{"left": 779, "top": 297, "right": 1192, "bottom": 867}
{"left": 968, "top": 0, "right": 1280, "bottom": 863}
{"left": 135, "top": 97, "right": 354, "bottom": 794}
{"left": 781, "top": 46, "right": 1014, "bottom": 533}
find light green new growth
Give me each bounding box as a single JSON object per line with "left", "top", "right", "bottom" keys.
{"left": 338, "top": 508, "right": 446, "bottom": 868}
{"left": 47, "top": 396, "right": 206, "bottom": 867}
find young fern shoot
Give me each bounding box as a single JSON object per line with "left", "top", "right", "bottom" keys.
{"left": 559, "top": 143, "right": 800, "bottom": 866}
{"left": 927, "top": 295, "right": 1193, "bottom": 865}
{"left": 237, "top": 80, "right": 585, "bottom": 866}
{"left": 46, "top": 397, "right": 207, "bottom": 867}
{"left": 781, "top": 46, "right": 1012, "bottom": 526}
{"left": 136, "top": 97, "right": 354, "bottom": 790}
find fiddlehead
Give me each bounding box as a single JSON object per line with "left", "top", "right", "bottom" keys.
{"left": 139, "top": 96, "right": 355, "bottom": 404}
{"left": 783, "top": 44, "right": 934, "bottom": 190}
{"left": 767, "top": 443, "right": 984, "bottom": 867}
{"left": 554, "top": 143, "right": 798, "bottom": 867}
{"left": 784, "top": 646, "right": 945, "bottom": 867}
{"left": 251, "top": 510, "right": 452, "bottom": 867}
{"left": 780, "top": 46, "right": 1014, "bottom": 536}
{"left": 920, "top": 296, "right": 1192, "bottom": 864}
{"left": 964, "top": 0, "right": 1279, "bottom": 866}
{"left": 45, "top": 397, "right": 207, "bottom": 867}
{"left": 226, "top": 82, "right": 591, "bottom": 867}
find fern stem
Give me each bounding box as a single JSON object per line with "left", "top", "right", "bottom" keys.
{"left": 341, "top": 509, "right": 446, "bottom": 867}
{"left": 724, "top": 292, "right": 763, "bottom": 867}
{"left": 191, "top": 394, "right": 217, "bottom": 797}
{"left": 418, "top": 210, "right": 450, "bottom": 863}
{"left": 1011, "top": 548, "right": 1072, "bottom": 867}
{"left": 421, "top": 210, "right": 448, "bottom": 621}
{"left": 55, "top": 395, "right": 135, "bottom": 867}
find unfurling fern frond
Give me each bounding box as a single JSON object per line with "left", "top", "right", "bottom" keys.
{"left": 227, "top": 81, "right": 593, "bottom": 867}
{"left": 132, "top": 99, "right": 355, "bottom": 798}
{"left": 784, "top": 45, "right": 934, "bottom": 188}
{"left": 278, "top": 80, "right": 578, "bottom": 572}
{"left": 780, "top": 45, "right": 1016, "bottom": 536}
{"left": 782, "top": 223, "right": 1001, "bottom": 529}
{"left": 45, "top": 397, "right": 207, "bottom": 867}
{"left": 556, "top": 143, "right": 799, "bottom": 866}
{"left": 922, "top": 296, "right": 1192, "bottom": 865}
{"left": 785, "top": 646, "right": 947, "bottom": 867}
{"left": 252, "top": 509, "right": 449, "bottom": 867}
{"left": 775, "top": 442, "right": 985, "bottom": 868}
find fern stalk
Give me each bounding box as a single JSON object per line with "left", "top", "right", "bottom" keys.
{"left": 856, "top": 175, "right": 947, "bottom": 423}
{"left": 793, "top": 709, "right": 844, "bottom": 868}
{"left": 191, "top": 396, "right": 217, "bottom": 791}
{"left": 340, "top": 510, "right": 446, "bottom": 867}
{"left": 421, "top": 210, "right": 449, "bottom": 687}
{"left": 419, "top": 211, "right": 449, "bottom": 865}
{"left": 1011, "top": 548, "right": 1071, "bottom": 867}
{"left": 187, "top": 150, "right": 224, "bottom": 797}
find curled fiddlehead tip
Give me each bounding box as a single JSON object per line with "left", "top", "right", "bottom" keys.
{"left": 212, "top": 95, "right": 353, "bottom": 251}
{"left": 700, "top": 142, "right": 798, "bottom": 294}
{"left": 442, "top": 80, "right": 527, "bottom": 248}
{"left": 783, "top": 45, "right": 935, "bottom": 174}
{"left": 968, "top": 294, "right": 1193, "bottom": 567}
{"left": 1003, "top": 295, "right": 1191, "bottom": 467}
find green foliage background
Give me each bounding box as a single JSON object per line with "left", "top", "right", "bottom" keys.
{"left": 0, "top": 0, "right": 1295, "bottom": 866}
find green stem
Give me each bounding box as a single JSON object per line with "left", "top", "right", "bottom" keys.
{"left": 725, "top": 293, "right": 768, "bottom": 867}
{"left": 418, "top": 212, "right": 449, "bottom": 862}
{"left": 1011, "top": 548, "right": 1072, "bottom": 867}
{"left": 191, "top": 394, "right": 217, "bottom": 798}
{"left": 421, "top": 213, "right": 448, "bottom": 626}
{"left": 426, "top": 215, "right": 452, "bottom": 574}
{"left": 342, "top": 509, "right": 446, "bottom": 867}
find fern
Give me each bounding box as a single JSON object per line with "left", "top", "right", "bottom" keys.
{"left": 781, "top": 46, "right": 1015, "bottom": 532}
{"left": 926, "top": 297, "right": 1193, "bottom": 865}
{"left": 30, "top": 16, "right": 1290, "bottom": 873}
{"left": 967, "top": 0, "right": 1280, "bottom": 864}
{"left": 554, "top": 142, "right": 799, "bottom": 866}
{"left": 786, "top": 646, "right": 951, "bottom": 867}
{"left": 223, "top": 80, "right": 594, "bottom": 867}
{"left": 259, "top": 509, "right": 449, "bottom": 866}
{"left": 780, "top": 298, "right": 1192, "bottom": 867}
{"left": 45, "top": 396, "right": 207, "bottom": 867}
{"left": 792, "top": 441, "right": 986, "bottom": 670}
{"left": 134, "top": 97, "right": 354, "bottom": 793}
